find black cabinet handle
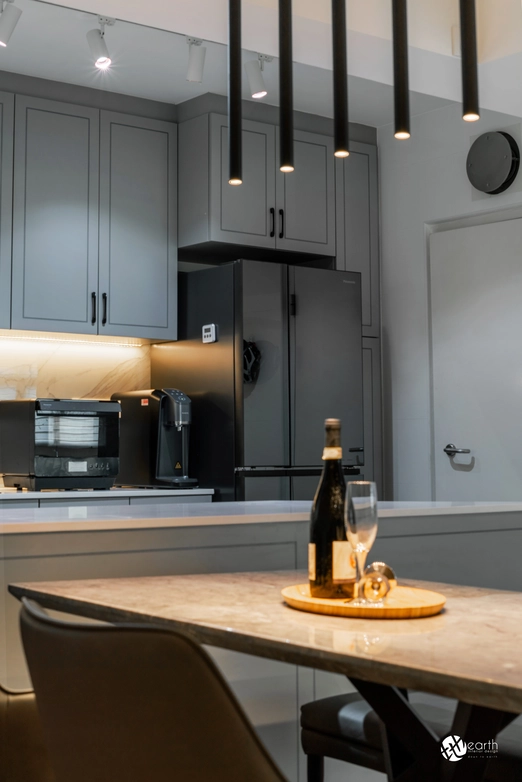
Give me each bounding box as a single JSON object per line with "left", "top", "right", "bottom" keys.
{"left": 279, "top": 209, "right": 284, "bottom": 239}
{"left": 91, "top": 292, "right": 97, "bottom": 325}
{"left": 269, "top": 207, "right": 275, "bottom": 238}
{"left": 102, "top": 293, "right": 108, "bottom": 326}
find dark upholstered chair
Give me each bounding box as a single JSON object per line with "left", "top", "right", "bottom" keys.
{"left": 19, "top": 598, "right": 288, "bottom": 782}
{"left": 0, "top": 682, "right": 55, "bottom": 782}
{"left": 301, "top": 691, "right": 522, "bottom": 781}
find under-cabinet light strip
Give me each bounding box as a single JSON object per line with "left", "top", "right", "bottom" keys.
{"left": 0, "top": 334, "right": 143, "bottom": 347}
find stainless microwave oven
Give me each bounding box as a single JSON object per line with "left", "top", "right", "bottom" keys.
{"left": 0, "top": 398, "right": 120, "bottom": 490}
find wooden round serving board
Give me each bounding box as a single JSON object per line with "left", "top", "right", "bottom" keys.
{"left": 282, "top": 584, "right": 446, "bottom": 619}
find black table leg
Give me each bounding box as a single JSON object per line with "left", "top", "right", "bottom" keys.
{"left": 441, "top": 702, "right": 519, "bottom": 782}
{"left": 349, "top": 677, "right": 440, "bottom": 781}
{"left": 349, "top": 677, "right": 520, "bottom": 782}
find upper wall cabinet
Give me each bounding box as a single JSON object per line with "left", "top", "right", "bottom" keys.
{"left": 0, "top": 92, "right": 14, "bottom": 330}
{"left": 99, "top": 112, "right": 177, "bottom": 340}
{"left": 11, "top": 97, "right": 177, "bottom": 340}
{"left": 12, "top": 96, "right": 99, "bottom": 335}
{"left": 335, "top": 141, "right": 380, "bottom": 337}
{"left": 178, "top": 113, "right": 336, "bottom": 257}
{"left": 275, "top": 129, "right": 335, "bottom": 255}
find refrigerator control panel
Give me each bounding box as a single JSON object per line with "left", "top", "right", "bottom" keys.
{"left": 202, "top": 324, "right": 218, "bottom": 343}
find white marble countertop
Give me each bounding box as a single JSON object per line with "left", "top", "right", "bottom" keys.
{"left": 0, "top": 487, "right": 214, "bottom": 500}
{"left": 1, "top": 499, "right": 522, "bottom": 535}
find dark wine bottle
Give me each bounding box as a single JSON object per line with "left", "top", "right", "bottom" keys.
{"left": 309, "top": 419, "right": 356, "bottom": 598}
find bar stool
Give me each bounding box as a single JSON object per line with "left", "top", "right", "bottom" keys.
{"left": 19, "top": 598, "right": 288, "bottom": 782}
{"left": 0, "top": 682, "right": 55, "bottom": 782}
{"left": 301, "top": 691, "right": 522, "bottom": 781}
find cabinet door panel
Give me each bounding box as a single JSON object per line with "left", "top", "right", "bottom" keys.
{"left": 99, "top": 112, "right": 177, "bottom": 340}
{"left": 336, "top": 142, "right": 380, "bottom": 337}
{"left": 210, "top": 114, "right": 275, "bottom": 248}
{"left": 276, "top": 129, "right": 335, "bottom": 255}
{"left": 12, "top": 97, "right": 99, "bottom": 334}
{"left": 0, "top": 92, "right": 13, "bottom": 329}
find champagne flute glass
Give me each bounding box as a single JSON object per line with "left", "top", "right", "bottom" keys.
{"left": 345, "top": 481, "right": 379, "bottom": 603}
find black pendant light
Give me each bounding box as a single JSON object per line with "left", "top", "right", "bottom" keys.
{"left": 228, "top": 0, "right": 242, "bottom": 185}
{"left": 392, "top": 0, "right": 410, "bottom": 139}
{"left": 279, "top": 0, "right": 294, "bottom": 173}
{"left": 459, "top": 0, "right": 480, "bottom": 122}
{"left": 331, "top": 0, "right": 349, "bottom": 158}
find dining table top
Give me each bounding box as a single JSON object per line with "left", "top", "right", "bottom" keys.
{"left": 9, "top": 570, "right": 522, "bottom": 714}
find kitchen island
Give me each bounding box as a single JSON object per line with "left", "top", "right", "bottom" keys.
{"left": 3, "top": 499, "right": 522, "bottom": 782}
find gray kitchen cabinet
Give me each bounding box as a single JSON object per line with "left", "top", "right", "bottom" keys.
{"left": 276, "top": 129, "right": 335, "bottom": 256}
{"left": 178, "top": 113, "right": 335, "bottom": 256}
{"left": 210, "top": 114, "right": 276, "bottom": 249}
{"left": 362, "top": 337, "right": 383, "bottom": 496}
{"left": 11, "top": 96, "right": 99, "bottom": 334}
{"left": 99, "top": 112, "right": 177, "bottom": 340}
{"left": 179, "top": 113, "right": 276, "bottom": 250}
{"left": 336, "top": 141, "right": 380, "bottom": 337}
{"left": 0, "top": 92, "right": 13, "bottom": 329}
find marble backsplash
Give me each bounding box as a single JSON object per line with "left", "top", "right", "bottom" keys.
{"left": 0, "top": 336, "right": 152, "bottom": 488}
{"left": 0, "top": 337, "right": 151, "bottom": 400}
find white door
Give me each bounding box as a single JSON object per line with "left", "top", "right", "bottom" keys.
{"left": 430, "top": 218, "right": 522, "bottom": 500}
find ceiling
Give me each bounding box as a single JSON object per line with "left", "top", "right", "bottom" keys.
{"left": 0, "top": 0, "right": 455, "bottom": 128}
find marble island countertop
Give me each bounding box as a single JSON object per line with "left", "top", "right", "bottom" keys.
{"left": 0, "top": 487, "right": 214, "bottom": 500}
{"left": 1, "top": 499, "right": 522, "bottom": 535}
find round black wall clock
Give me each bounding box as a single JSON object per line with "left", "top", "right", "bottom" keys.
{"left": 466, "top": 131, "right": 520, "bottom": 194}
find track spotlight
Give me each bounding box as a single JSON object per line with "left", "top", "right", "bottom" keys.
{"left": 86, "top": 16, "right": 114, "bottom": 71}
{"left": 186, "top": 37, "right": 206, "bottom": 83}
{"left": 0, "top": 0, "right": 22, "bottom": 48}
{"left": 245, "top": 54, "right": 272, "bottom": 100}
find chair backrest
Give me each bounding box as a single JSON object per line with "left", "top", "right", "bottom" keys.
{"left": 0, "top": 682, "right": 55, "bottom": 782}
{"left": 20, "top": 599, "right": 288, "bottom": 782}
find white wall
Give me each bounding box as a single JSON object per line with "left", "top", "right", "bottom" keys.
{"left": 378, "top": 104, "right": 522, "bottom": 499}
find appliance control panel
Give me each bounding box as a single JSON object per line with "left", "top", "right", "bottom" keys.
{"left": 202, "top": 324, "right": 217, "bottom": 343}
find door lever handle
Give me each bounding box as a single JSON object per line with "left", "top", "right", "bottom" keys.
{"left": 444, "top": 443, "right": 471, "bottom": 456}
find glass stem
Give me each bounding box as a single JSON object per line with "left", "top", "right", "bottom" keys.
{"left": 356, "top": 549, "right": 368, "bottom": 583}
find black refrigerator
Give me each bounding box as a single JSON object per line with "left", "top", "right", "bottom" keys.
{"left": 151, "top": 260, "right": 363, "bottom": 501}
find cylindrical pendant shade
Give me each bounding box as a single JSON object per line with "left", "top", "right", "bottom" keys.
{"left": 331, "top": 0, "right": 349, "bottom": 158}
{"left": 279, "top": 0, "right": 294, "bottom": 173}
{"left": 459, "top": 0, "right": 480, "bottom": 122}
{"left": 228, "top": 0, "right": 242, "bottom": 185}
{"left": 392, "top": 0, "right": 410, "bottom": 140}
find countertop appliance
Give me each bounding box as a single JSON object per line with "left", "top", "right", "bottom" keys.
{"left": 0, "top": 399, "right": 120, "bottom": 491}
{"left": 112, "top": 389, "right": 198, "bottom": 488}
{"left": 151, "top": 260, "right": 363, "bottom": 501}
